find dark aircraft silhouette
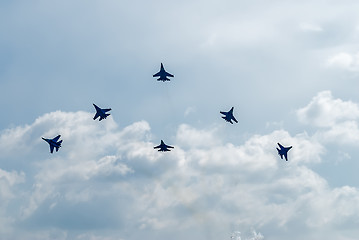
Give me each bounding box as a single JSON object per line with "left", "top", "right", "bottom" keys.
{"left": 220, "top": 107, "right": 238, "bottom": 124}
{"left": 276, "top": 143, "right": 292, "bottom": 161}
{"left": 153, "top": 63, "right": 174, "bottom": 82}
{"left": 93, "top": 103, "right": 111, "bottom": 121}
{"left": 154, "top": 140, "right": 174, "bottom": 152}
{"left": 42, "top": 135, "right": 62, "bottom": 153}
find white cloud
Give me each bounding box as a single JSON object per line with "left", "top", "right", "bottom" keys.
{"left": 299, "top": 23, "right": 323, "bottom": 32}
{"left": 176, "top": 124, "right": 221, "bottom": 149}
{"left": 297, "top": 91, "right": 359, "bottom": 144}
{"left": 327, "top": 52, "right": 359, "bottom": 71}
{"left": 0, "top": 168, "right": 25, "bottom": 233}
{"left": 297, "top": 91, "right": 359, "bottom": 127}
{"left": 3, "top": 0, "right": 359, "bottom": 239}
{"left": 2, "top": 110, "right": 359, "bottom": 240}
{"left": 318, "top": 120, "right": 359, "bottom": 144}
{"left": 1, "top": 110, "right": 359, "bottom": 239}
{"left": 231, "top": 229, "right": 264, "bottom": 240}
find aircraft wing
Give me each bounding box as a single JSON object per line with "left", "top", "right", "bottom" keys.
{"left": 153, "top": 71, "right": 161, "bottom": 77}
{"left": 93, "top": 112, "right": 100, "bottom": 120}
{"left": 165, "top": 72, "right": 174, "bottom": 77}
{"left": 154, "top": 145, "right": 161, "bottom": 149}
{"left": 53, "top": 135, "right": 61, "bottom": 142}
{"left": 93, "top": 104, "right": 101, "bottom": 111}
{"left": 163, "top": 143, "right": 174, "bottom": 149}
{"left": 220, "top": 111, "right": 227, "bottom": 115}
{"left": 50, "top": 145, "right": 54, "bottom": 154}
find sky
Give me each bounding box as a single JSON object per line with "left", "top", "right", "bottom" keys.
{"left": 1, "top": 0, "right": 359, "bottom": 239}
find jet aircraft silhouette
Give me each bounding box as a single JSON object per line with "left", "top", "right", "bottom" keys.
{"left": 154, "top": 140, "right": 174, "bottom": 152}
{"left": 276, "top": 143, "right": 292, "bottom": 161}
{"left": 153, "top": 63, "right": 174, "bottom": 82}
{"left": 42, "top": 135, "right": 62, "bottom": 153}
{"left": 220, "top": 107, "right": 238, "bottom": 124}
{"left": 93, "top": 103, "right": 111, "bottom": 121}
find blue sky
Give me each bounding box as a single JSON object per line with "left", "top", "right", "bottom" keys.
{"left": 1, "top": 1, "right": 359, "bottom": 239}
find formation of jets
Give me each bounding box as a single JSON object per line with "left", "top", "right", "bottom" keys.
{"left": 42, "top": 63, "right": 292, "bottom": 161}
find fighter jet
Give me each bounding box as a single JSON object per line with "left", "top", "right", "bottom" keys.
{"left": 154, "top": 140, "right": 174, "bottom": 152}
{"left": 276, "top": 143, "right": 292, "bottom": 161}
{"left": 220, "top": 107, "right": 238, "bottom": 124}
{"left": 93, "top": 103, "right": 111, "bottom": 121}
{"left": 42, "top": 135, "right": 62, "bottom": 153}
{"left": 153, "top": 63, "right": 174, "bottom": 82}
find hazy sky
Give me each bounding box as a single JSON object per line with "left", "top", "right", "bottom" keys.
{"left": 1, "top": 1, "right": 359, "bottom": 239}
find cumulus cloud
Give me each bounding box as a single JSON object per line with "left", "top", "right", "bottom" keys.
{"left": 3, "top": 0, "right": 359, "bottom": 239}
{"left": 327, "top": 52, "right": 359, "bottom": 71}
{"left": 297, "top": 91, "right": 359, "bottom": 127}
{"left": 0, "top": 110, "right": 358, "bottom": 239}
{"left": 297, "top": 91, "right": 359, "bottom": 144}
{"left": 0, "top": 168, "right": 25, "bottom": 233}
{"left": 231, "top": 229, "right": 264, "bottom": 240}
